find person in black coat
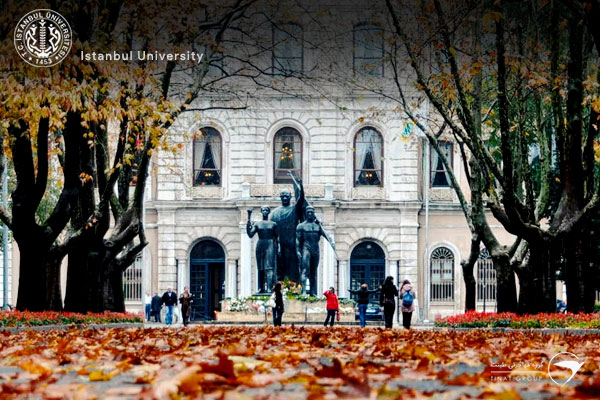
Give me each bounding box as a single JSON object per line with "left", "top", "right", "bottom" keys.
{"left": 380, "top": 276, "right": 398, "bottom": 328}
{"left": 150, "top": 293, "right": 163, "bottom": 322}
{"left": 349, "top": 283, "right": 379, "bottom": 328}
{"left": 272, "top": 282, "right": 284, "bottom": 326}
{"left": 162, "top": 287, "right": 178, "bottom": 325}
{"left": 179, "top": 286, "right": 194, "bottom": 326}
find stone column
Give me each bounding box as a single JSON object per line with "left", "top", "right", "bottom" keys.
{"left": 157, "top": 208, "right": 177, "bottom": 292}
{"left": 178, "top": 256, "right": 188, "bottom": 295}
{"left": 240, "top": 225, "right": 252, "bottom": 297}
{"left": 400, "top": 208, "right": 420, "bottom": 321}
{"left": 321, "top": 231, "right": 335, "bottom": 295}
{"left": 338, "top": 259, "right": 349, "bottom": 299}
{"left": 226, "top": 259, "right": 237, "bottom": 298}
{"left": 388, "top": 259, "right": 399, "bottom": 327}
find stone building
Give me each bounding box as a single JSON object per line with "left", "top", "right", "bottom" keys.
{"left": 140, "top": 99, "right": 514, "bottom": 322}
{"left": 136, "top": 1, "right": 516, "bottom": 324}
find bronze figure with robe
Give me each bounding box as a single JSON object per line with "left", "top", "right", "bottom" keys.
{"left": 247, "top": 206, "right": 278, "bottom": 293}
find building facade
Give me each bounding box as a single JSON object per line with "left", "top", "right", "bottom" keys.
{"left": 136, "top": 0, "right": 520, "bottom": 322}
{"left": 141, "top": 94, "right": 514, "bottom": 322}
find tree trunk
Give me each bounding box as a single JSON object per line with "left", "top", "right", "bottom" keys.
{"left": 86, "top": 250, "right": 107, "bottom": 313}
{"left": 103, "top": 261, "right": 126, "bottom": 312}
{"left": 461, "top": 235, "right": 480, "bottom": 312}
{"left": 15, "top": 238, "right": 47, "bottom": 311}
{"left": 564, "top": 236, "right": 596, "bottom": 313}
{"left": 529, "top": 244, "right": 556, "bottom": 313}
{"left": 492, "top": 254, "right": 517, "bottom": 313}
{"left": 45, "top": 249, "right": 64, "bottom": 311}
{"left": 462, "top": 263, "right": 476, "bottom": 312}
{"left": 64, "top": 246, "right": 91, "bottom": 312}
{"left": 515, "top": 262, "right": 535, "bottom": 315}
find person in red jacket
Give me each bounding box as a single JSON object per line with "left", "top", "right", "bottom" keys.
{"left": 323, "top": 287, "right": 339, "bottom": 327}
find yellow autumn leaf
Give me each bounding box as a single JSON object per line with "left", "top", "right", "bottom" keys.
{"left": 88, "top": 369, "right": 118, "bottom": 381}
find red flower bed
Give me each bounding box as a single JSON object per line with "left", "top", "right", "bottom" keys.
{"left": 0, "top": 310, "right": 142, "bottom": 327}
{"left": 434, "top": 311, "right": 600, "bottom": 329}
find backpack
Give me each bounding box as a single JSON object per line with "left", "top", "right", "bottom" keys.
{"left": 402, "top": 290, "right": 414, "bottom": 308}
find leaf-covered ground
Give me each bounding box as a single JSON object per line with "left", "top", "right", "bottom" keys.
{"left": 0, "top": 326, "right": 599, "bottom": 399}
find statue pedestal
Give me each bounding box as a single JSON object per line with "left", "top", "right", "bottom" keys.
{"left": 216, "top": 298, "right": 357, "bottom": 323}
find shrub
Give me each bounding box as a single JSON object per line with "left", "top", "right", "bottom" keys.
{"left": 0, "top": 311, "right": 142, "bottom": 327}
{"left": 434, "top": 311, "right": 600, "bottom": 329}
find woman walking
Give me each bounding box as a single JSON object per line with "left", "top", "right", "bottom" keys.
{"left": 272, "top": 282, "right": 284, "bottom": 326}
{"left": 380, "top": 276, "right": 398, "bottom": 329}
{"left": 323, "top": 287, "right": 339, "bottom": 327}
{"left": 349, "top": 284, "right": 378, "bottom": 328}
{"left": 179, "top": 286, "right": 194, "bottom": 326}
{"left": 399, "top": 279, "right": 415, "bottom": 329}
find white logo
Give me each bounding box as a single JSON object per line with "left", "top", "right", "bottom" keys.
{"left": 14, "top": 9, "right": 72, "bottom": 67}
{"left": 548, "top": 352, "right": 584, "bottom": 386}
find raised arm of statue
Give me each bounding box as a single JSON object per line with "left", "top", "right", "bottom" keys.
{"left": 292, "top": 175, "right": 305, "bottom": 222}
{"left": 319, "top": 223, "right": 336, "bottom": 250}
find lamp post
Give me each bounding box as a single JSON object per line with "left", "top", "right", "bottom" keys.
{"left": 2, "top": 155, "right": 8, "bottom": 309}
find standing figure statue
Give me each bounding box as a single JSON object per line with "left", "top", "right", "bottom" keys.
{"left": 296, "top": 206, "right": 336, "bottom": 295}
{"left": 247, "top": 207, "right": 279, "bottom": 293}
{"left": 271, "top": 178, "right": 305, "bottom": 282}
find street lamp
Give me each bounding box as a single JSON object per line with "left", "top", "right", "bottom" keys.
{"left": 2, "top": 155, "right": 8, "bottom": 309}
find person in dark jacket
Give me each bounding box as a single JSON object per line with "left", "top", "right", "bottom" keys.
{"left": 272, "top": 282, "right": 284, "bottom": 326}
{"left": 150, "top": 293, "right": 163, "bottom": 322}
{"left": 162, "top": 287, "right": 178, "bottom": 325}
{"left": 380, "top": 276, "right": 398, "bottom": 328}
{"left": 349, "top": 283, "right": 379, "bottom": 328}
{"left": 179, "top": 286, "right": 194, "bottom": 326}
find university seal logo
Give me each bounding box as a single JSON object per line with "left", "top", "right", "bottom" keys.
{"left": 14, "top": 9, "right": 72, "bottom": 67}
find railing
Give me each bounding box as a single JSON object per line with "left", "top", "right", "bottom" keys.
{"left": 430, "top": 258, "right": 454, "bottom": 302}
{"left": 123, "top": 257, "right": 142, "bottom": 302}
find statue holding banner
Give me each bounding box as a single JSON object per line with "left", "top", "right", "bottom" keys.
{"left": 270, "top": 178, "right": 305, "bottom": 283}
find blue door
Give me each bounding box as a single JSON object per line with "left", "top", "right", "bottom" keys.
{"left": 350, "top": 241, "right": 385, "bottom": 303}
{"left": 190, "top": 240, "right": 225, "bottom": 320}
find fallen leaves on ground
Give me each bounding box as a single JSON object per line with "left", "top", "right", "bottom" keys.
{"left": 0, "top": 326, "right": 598, "bottom": 399}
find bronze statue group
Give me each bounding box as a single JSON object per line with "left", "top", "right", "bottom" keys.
{"left": 246, "top": 175, "right": 335, "bottom": 296}
{"left": 248, "top": 173, "right": 415, "bottom": 329}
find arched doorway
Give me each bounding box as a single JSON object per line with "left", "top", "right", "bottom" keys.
{"left": 190, "top": 239, "right": 225, "bottom": 320}
{"left": 350, "top": 241, "right": 385, "bottom": 303}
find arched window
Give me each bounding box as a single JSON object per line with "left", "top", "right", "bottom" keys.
{"left": 431, "top": 141, "right": 453, "bottom": 187}
{"left": 273, "top": 23, "right": 303, "bottom": 75}
{"left": 354, "top": 127, "right": 383, "bottom": 186}
{"left": 430, "top": 247, "right": 454, "bottom": 302}
{"left": 193, "top": 127, "right": 222, "bottom": 186}
{"left": 274, "top": 127, "right": 302, "bottom": 183}
{"left": 477, "top": 248, "right": 496, "bottom": 305}
{"left": 353, "top": 24, "right": 384, "bottom": 76}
